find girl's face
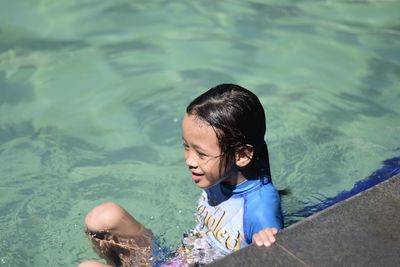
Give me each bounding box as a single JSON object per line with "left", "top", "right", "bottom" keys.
{"left": 182, "top": 114, "right": 238, "bottom": 189}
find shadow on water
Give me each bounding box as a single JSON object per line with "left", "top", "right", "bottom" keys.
{"left": 248, "top": 2, "right": 302, "bottom": 20}
{"left": 101, "top": 40, "right": 162, "bottom": 55}
{"left": 361, "top": 57, "right": 400, "bottom": 96}
{"left": 0, "top": 71, "right": 35, "bottom": 105}
{"left": 180, "top": 69, "right": 236, "bottom": 88}
{"left": 101, "top": 2, "right": 144, "bottom": 14}
{"left": 0, "top": 121, "right": 35, "bottom": 144}
{"left": 0, "top": 32, "right": 88, "bottom": 52}
{"left": 334, "top": 30, "right": 360, "bottom": 46}
{"left": 100, "top": 40, "right": 164, "bottom": 77}
{"left": 286, "top": 156, "right": 400, "bottom": 224}
{"left": 338, "top": 92, "right": 395, "bottom": 117}
{"left": 72, "top": 145, "right": 161, "bottom": 167}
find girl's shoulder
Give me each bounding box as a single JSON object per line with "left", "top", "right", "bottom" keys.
{"left": 247, "top": 181, "right": 280, "bottom": 205}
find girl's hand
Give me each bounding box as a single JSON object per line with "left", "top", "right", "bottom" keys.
{"left": 252, "top": 227, "right": 278, "bottom": 247}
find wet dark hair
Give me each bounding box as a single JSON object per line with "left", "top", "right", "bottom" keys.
{"left": 186, "top": 84, "right": 272, "bottom": 181}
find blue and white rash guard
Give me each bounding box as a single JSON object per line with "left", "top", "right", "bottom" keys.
{"left": 194, "top": 176, "right": 283, "bottom": 254}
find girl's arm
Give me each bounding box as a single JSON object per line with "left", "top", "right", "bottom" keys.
{"left": 244, "top": 184, "right": 283, "bottom": 246}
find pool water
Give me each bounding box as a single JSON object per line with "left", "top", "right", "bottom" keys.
{"left": 0, "top": 0, "right": 399, "bottom": 266}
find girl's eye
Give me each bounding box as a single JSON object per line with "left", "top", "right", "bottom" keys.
{"left": 182, "top": 143, "right": 189, "bottom": 151}
{"left": 196, "top": 151, "right": 207, "bottom": 159}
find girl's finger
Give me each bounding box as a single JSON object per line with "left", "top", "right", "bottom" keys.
{"left": 253, "top": 233, "right": 264, "bottom": 246}
{"left": 264, "top": 230, "right": 276, "bottom": 244}
{"left": 257, "top": 230, "right": 272, "bottom": 247}
{"left": 267, "top": 229, "right": 277, "bottom": 243}
{"left": 271, "top": 227, "right": 278, "bottom": 235}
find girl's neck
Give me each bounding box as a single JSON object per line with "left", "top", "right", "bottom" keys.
{"left": 221, "top": 171, "right": 246, "bottom": 186}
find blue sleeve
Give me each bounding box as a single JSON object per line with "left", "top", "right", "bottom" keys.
{"left": 243, "top": 183, "right": 284, "bottom": 244}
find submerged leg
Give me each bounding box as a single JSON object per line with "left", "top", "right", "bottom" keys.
{"left": 84, "top": 202, "right": 154, "bottom": 267}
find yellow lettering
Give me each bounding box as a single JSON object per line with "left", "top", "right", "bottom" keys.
{"left": 225, "top": 231, "right": 243, "bottom": 251}
{"left": 206, "top": 215, "right": 216, "bottom": 230}
{"left": 203, "top": 213, "right": 213, "bottom": 234}
{"left": 212, "top": 211, "right": 226, "bottom": 237}
{"left": 216, "top": 228, "right": 229, "bottom": 243}
{"left": 196, "top": 205, "right": 206, "bottom": 217}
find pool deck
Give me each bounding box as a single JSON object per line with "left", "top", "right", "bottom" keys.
{"left": 208, "top": 174, "right": 400, "bottom": 267}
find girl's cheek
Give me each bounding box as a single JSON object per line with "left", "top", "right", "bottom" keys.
{"left": 184, "top": 151, "right": 195, "bottom": 167}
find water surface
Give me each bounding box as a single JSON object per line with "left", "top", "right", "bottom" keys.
{"left": 0, "top": 0, "right": 399, "bottom": 266}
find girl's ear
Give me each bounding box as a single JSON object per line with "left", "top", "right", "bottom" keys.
{"left": 235, "top": 145, "right": 254, "bottom": 168}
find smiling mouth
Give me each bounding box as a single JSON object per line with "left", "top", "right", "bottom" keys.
{"left": 191, "top": 172, "right": 203, "bottom": 182}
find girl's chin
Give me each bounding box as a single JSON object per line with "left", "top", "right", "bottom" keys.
{"left": 193, "top": 179, "right": 210, "bottom": 189}
{"left": 196, "top": 184, "right": 211, "bottom": 190}
{"left": 195, "top": 180, "right": 221, "bottom": 190}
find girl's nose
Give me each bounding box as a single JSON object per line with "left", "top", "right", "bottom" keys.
{"left": 185, "top": 154, "right": 198, "bottom": 168}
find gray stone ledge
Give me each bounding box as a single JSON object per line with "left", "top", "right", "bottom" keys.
{"left": 208, "top": 174, "right": 400, "bottom": 267}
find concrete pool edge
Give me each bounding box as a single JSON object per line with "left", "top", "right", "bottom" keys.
{"left": 207, "top": 174, "right": 400, "bottom": 267}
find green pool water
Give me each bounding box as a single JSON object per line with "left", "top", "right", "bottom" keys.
{"left": 0, "top": 0, "right": 399, "bottom": 266}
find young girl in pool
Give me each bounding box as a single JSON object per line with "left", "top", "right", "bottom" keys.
{"left": 79, "top": 84, "right": 283, "bottom": 267}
